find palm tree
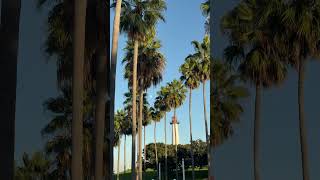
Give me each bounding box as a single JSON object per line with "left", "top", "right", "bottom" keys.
{"left": 211, "top": 61, "right": 248, "bottom": 144}
{"left": 37, "top": 0, "right": 100, "bottom": 92}
{"left": 166, "top": 80, "right": 187, "bottom": 180}
{"left": 200, "top": 0, "right": 210, "bottom": 34}
{"left": 179, "top": 57, "right": 200, "bottom": 180}
{"left": 115, "top": 109, "right": 126, "bottom": 180}
{"left": 42, "top": 86, "right": 96, "bottom": 179}
{"left": 209, "top": 1, "right": 214, "bottom": 179}
{"left": 94, "top": 1, "right": 109, "bottom": 179}
{"left": 142, "top": 104, "right": 152, "bottom": 172}
{"left": 189, "top": 35, "right": 210, "bottom": 177}
{"left": 37, "top": 0, "right": 108, "bottom": 178}
{"left": 15, "top": 152, "right": 51, "bottom": 180}
{"left": 122, "top": 108, "right": 133, "bottom": 174}
{"left": 222, "top": 1, "right": 287, "bottom": 179}
{"left": 120, "top": 1, "right": 166, "bottom": 178}
{"left": 0, "top": 0, "right": 21, "bottom": 179}
{"left": 122, "top": 90, "right": 140, "bottom": 176}
{"left": 150, "top": 107, "right": 164, "bottom": 178}
{"left": 154, "top": 86, "right": 171, "bottom": 180}
{"left": 108, "top": 1, "right": 123, "bottom": 177}
{"left": 71, "top": 0, "right": 87, "bottom": 179}
{"left": 123, "top": 37, "right": 166, "bottom": 179}
{"left": 273, "top": 1, "right": 320, "bottom": 179}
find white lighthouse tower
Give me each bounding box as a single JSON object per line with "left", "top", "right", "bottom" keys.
{"left": 170, "top": 116, "right": 180, "bottom": 145}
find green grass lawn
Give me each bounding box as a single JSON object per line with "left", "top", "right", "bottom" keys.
{"left": 114, "top": 168, "right": 208, "bottom": 180}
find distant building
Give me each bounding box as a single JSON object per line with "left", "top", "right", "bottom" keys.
{"left": 170, "top": 116, "right": 179, "bottom": 145}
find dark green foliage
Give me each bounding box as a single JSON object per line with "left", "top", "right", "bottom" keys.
{"left": 41, "top": 87, "right": 95, "bottom": 179}
{"left": 38, "top": 0, "right": 101, "bottom": 92}
{"left": 144, "top": 140, "right": 208, "bottom": 174}
{"left": 211, "top": 61, "right": 249, "bottom": 146}
{"left": 122, "top": 38, "right": 166, "bottom": 91}
{"left": 15, "top": 152, "right": 51, "bottom": 180}
{"left": 120, "top": 0, "right": 166, "bottom": 41}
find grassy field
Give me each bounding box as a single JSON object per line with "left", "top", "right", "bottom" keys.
{"left": 114, "top": 168, "right": 208, "bottom": 180}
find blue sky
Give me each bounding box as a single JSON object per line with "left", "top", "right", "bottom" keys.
{"left": 111, "top": 0, "right": 210, "bottom": 171}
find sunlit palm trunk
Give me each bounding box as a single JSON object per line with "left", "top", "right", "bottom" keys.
{"left": 94, "top": 1, "right": 108, "bottom": 179}
{"left": 109, "top": 1, "right": 122, "bottom": 178}
{"left": 298, "top": 60, "right": 310, "bottom": 180}
{"left": 117, "top": 141, "right": 121, "bottom": 180}
{"left": 202, "top": 81, "right": 210, "bottom": 179}
{"left": 154, "top": 121, "right": 159, "bottom": 177}
{"left": 131, "top": 40, "right": 138, "bottom": 180}
{"left": 188, "top": 88, "right": 195, "bottom": 180}
{"left": 71, "top": 0, "right": 87, "bottom": 179}
{"left": 164, "top": 113, "right": 168, "bottom": 180}
{"left": 254, "top": 83, "right": 261, "bottom": 180}
{"left": 124, "top": 135, "right": 127, "bottom": 173}
{"left": 138, "top": 91, "right": 143, "bottom": 179}
{"left": 0, "top": 0, "right": 21, "bottom": 179}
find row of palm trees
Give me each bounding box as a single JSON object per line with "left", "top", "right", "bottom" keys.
{"left": 219, "top": 0, "right": 320, "bottom": 180}
{"left": 0, "top": 0, "right": 213, "bottom": 179}
{"left": 113, "top": 1, "right": 214, "bottom": 180}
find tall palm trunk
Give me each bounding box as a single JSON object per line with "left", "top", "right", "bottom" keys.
{"left": 209, "top": 5, "right": 214, "bottom": 179}
{"left": 188, "top": 88, "right": 195, "bottom": 180}
{"left": 94, "top": 1, "right": 108, "bottom": 179}
{"left": 124, "top": 135, "right": 127, "bottom": 173}
{"left": 138, "top": 91, "right": 143, "bottom": 180}
{"left": 109, "top": 1, "right": 122, "bottom": 178}
{"left": 117, "top": 141, "right": 121, "bottom": 180}
{"left": 254, "top": 83, "right": 262, "bottom": 180}
{"left": 144, "top": 125, "right": 146, "bottom": 172}
{"left": 164, "top": 113, "right": 168, "bottom": 180}
{"left": 174, "top": 109, "right": 179, "bottom": 180}
{"left": 0, "top": 1, "right": 21, "bottom": 179}
{"left": 71, "top": 0, "right": 87, "bottom": 179}
{"left": 298, "top": 60, "right": 310, "bottom": 180}
{"left": 154, "top": 121, "right": 159, "bottom": 178}
{"left": 202, "top": 81, "right": 210, "bottom": 179}
{"left": 131, "top": 40, "right": 139, "bottom": 180}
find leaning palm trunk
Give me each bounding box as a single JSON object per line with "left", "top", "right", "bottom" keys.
{"left": 71, "top": 0, "right": 87, "bottom": 179}
{"left": 164, "top": 113, "right": 168, "bottom": 180}
{"left": 254, "top": 83, "right": 262, "bottom": 180}
{"left": 188, "top": 88, "right": 195, "bottom": 180}
{"left": 131, "top": 40, "right": 139, "bottom": 180}
{"left": 202, "top": 81, "right": 210, "bottom": 179}
{"left": 298, "top": 60, "right": 310, "bottom": 180}
{"left": 117, "top": 141, "right": 121, "bottom": 180}
{"left": 0, "top": 0, "right": 21, "bottom": 179}
{"left": 94, "top": 1, "right": 108, "bottom": 179}
{"left": 154, "top": 121, "right": 159, "bottom": 178}
{"left": 109, "top": 0, "right": 122, "bottom": 178}
{"left": 138, "top": 91, "right": 144, "bottom": 180}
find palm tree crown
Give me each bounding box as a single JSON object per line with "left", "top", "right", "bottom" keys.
{"left": 180, "top": 56, "right": 201, "bottom": 90}
{"left": 166, "top": 80, "right": 187, "bottom": 110}
{"left": 120, "top": 0, "right": 166, "bottom": 41}
{"left": 211, "top": 61, "right": 248, "bottom": 146}
{"left": 122, "top": 38, "right": 166, "bottom": 90}
{"left": 190, "top": 36, "right": 210, "bottom": 83}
